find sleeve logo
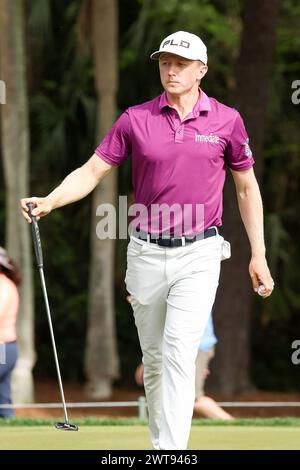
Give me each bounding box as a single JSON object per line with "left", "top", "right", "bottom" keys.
{"left": 244, "top": 138, "right": 252, "bottom": 158}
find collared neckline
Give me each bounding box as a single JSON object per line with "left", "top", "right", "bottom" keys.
{"left": 158, "top": 88, "right": 212, "bottom": 116}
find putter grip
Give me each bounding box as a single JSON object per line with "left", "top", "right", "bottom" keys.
{"left": 27, "top": 203, "right": 43, "bottom": 267}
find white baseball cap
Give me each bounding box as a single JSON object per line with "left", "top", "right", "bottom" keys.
{"left": 150, "top": 31, "right": 208, "bottom": 64}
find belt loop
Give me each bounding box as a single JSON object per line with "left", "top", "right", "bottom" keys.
{"left": 181, "top": 236, "right": 185, "bottom": 246}
{"left": 147, "top": 233, "right": 150, "bottom": 243}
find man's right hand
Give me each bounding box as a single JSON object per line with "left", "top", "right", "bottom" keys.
{"left": 20, "top": 197, "right": 53, "bottom": 223}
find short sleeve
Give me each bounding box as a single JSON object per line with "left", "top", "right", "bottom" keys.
{"left": 94, "top": 110, "right": 132, "bottom": 167}
{"left": 225, "top": 111, "right": 255, "bottom": 171}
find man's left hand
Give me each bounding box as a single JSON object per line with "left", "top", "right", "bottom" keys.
{"left": 249, "top": 256, "right": 274, "bottom": 298}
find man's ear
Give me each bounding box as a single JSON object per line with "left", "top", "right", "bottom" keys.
{"left": 198, "top": 65, "right": 208, "bottom": 80}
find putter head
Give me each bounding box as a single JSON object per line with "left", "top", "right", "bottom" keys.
{"left": 55, "top": 422, "right": 79, "bottom": 431}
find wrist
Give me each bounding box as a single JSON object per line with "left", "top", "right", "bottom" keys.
{"left": 45, "top": 194, "right": 56, "bottom": 211}
{"left": 251, "top": 250, "right": 266, "bottom": 260}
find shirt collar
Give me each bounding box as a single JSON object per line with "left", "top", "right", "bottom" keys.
{"left": 158, "top": 88, "right": 212, "bottom": 116}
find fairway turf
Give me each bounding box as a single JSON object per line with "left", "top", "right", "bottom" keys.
{"left": 1, "top": 424, "right": 300, "bottom": 450}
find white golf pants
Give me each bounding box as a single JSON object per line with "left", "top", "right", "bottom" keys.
{"left": 125, "top": 231, "right": 223, "bottom": 450}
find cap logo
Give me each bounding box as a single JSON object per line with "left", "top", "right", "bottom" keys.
{"left": 162, "top": 39, "right": 190, "bottom": 49}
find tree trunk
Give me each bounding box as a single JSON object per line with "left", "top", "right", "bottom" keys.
{"left": 0, "top": 0, "right": 35, "bottom": 402}
{"left": 84, "top": 0, "right": 120, "bottom": 398}
{"left": 210, "top": 0, "right": 279, "bottom": 394}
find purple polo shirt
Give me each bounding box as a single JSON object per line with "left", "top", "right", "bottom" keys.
{"left": 95, "top": 89, "right": 255, "bottom": 235}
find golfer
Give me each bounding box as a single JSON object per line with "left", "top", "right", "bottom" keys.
{"left": 21, "top": 31, "right": 274, "bottom": 449}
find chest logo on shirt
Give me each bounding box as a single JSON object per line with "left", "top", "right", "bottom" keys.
{"left": 195, "top": 133, "right": 220, "bottom": 144}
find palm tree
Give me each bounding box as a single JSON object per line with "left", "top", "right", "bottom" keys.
{"left": 83, "top": 0, "right": 120, "bottom": 398}
{"left": 212, "top": 0, "right": 280, "bottom": 393}
{"left": 0, "top": 0, "right": 35, "bottom": 402}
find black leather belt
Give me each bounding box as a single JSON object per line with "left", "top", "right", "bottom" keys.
{"left": 133, "top": 227, "right": 218, "bottom": 247}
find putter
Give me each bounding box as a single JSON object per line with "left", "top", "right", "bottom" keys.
{"left": 27, "top": 203, "right": 78, "bottom": 431}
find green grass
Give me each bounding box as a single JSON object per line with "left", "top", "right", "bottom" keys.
{"left": 1, "top": 418, "right": 300, "bottom": 450}
{"left": 0, "top": 425, "right": 300, "bottom": 450}
{"left": 1, "top": 417, "right": 300, "bottom": 427}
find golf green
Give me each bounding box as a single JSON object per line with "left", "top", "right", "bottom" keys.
{"left": 1, "top": 425, "right": 300, "bottom": 450}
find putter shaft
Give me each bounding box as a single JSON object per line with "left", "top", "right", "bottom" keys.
{"left": 39, "top": 267, "right": 69, "bottom": 424}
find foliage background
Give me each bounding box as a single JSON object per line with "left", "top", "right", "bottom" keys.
{"left": 1, "top": 0, "right": 299, "bottom": 389}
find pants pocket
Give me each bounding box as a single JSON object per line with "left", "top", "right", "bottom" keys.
{"left": 127, "top": 238, "right": 145, "bottom": 257}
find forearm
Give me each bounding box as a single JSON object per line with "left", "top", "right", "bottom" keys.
{"left": 21, "top": 154, "right": 112, "bottom": 222}
{"left": 46, "top": 156, "right": 111, "bottom": 210}
{"left": 236, "top": 179, "right": 266, "bottom": 258}
{"left": 46, "top": 167, "right": 97, "bottom": 209}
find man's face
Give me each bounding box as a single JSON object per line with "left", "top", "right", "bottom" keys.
{"left": 159, "top": 53, "right": 207, "bottom": 96}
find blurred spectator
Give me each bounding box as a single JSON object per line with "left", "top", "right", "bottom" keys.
{"left": 0, "top": 247, "right": 21, "bottom": 418}
{"left": 193, "top": 314, "right": 233, "bottom": 420}
{"left": 128, "top": 295, "right": 233, "bottom": 420}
